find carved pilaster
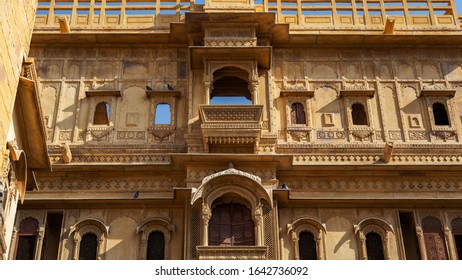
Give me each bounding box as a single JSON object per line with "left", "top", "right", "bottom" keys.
{"left": 416, "top": 227, "right": 427, "bottom": 260}
{"left": 201, "top": 203, "right": 211, "bottom": 246}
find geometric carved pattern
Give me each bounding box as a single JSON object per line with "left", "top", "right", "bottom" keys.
{"left": 36, "top": 177, "right": 181, "bottom": 191}
{"left": 282, "top": 177, "right": 462, "bottom": 191}
{"left": 293, "top": 154, "right": 462, "bottom": 165}
{"left": 48, "top": 153, "right": 171, "bottom": 165}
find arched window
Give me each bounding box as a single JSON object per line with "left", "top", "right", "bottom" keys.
{"left": 291, "top": 103, "right": 306, "bottom": 125}
{"left": 93, "top": 102, "right": 110, "bottom": 125}
{"left": 79, "top": 233, "right": 98, "bottom": 260}
{"left": 355, "top": 218, "right": 394, "bottom": 260}
{"left": 154, "top": 103, "right": 171, "bottom": 125}
{"left": 451, "top": 217, "right": 462, "bottom": 260}
{"left": 210, "top": 67, "right": 252, "bottom": 105}
{"left": 433, "top": 102, "right": 450, "bottom": 125}
{"left": 137, "top": 218, "right": 174, "bottom": 260}
{"left": 70, "top": 219, "right": 108, "bottom": 260}
{"left": 366, "top": 232, "right": 385, "bottom": 260}
{"left": 351, "top": 103, "right": 368, "bottom": 125}
{"left": 298, "top": 231, "right": 317, "bottom": 260}
{"left": 147, "top": 231, "right": 165, "bottom": 260}
{"left": 422, "top": 216, "right": 448, "bottom": 260}
{"left": 287, "top": 218, "right": 327, "bottom": 260}
{"left": 14, "top": 217, "right": 39, "bottom": 260}
{"left": 208, "top": 202, "right": 255, "bottom": 246}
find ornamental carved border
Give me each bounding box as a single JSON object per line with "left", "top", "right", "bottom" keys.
{"left": 281, "top": 177, "right": 462, "bottom": 191}
{"left": 36, "top": 177, "right": 183, "bottom": 191}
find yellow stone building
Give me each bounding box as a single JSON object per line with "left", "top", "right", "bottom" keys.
{"left": 3, "top": 0, "right": 462, "bottom": 260}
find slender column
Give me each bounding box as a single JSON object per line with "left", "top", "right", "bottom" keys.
{"left": 317, "top": 230, "right": 325, "bottom": 260}
{"left": 416, "top": 227, "right": 427, "bottom": 260}
{"left": 254, "top": 204, "right": 263, "bottom": 246}
{"left": 73, "top": 235, "right": 81, "bottom": 260}
{"left": 35, "top": 228, "right": 45, "bottom": 260}
{"left": 444, "top": 227, "right": 457, "bottom": 260}
{"left": 383, "top": 234, "right": 391, "bottom": 260}
{"left": 358, "top": 231, "right": 367, "bottom": 260}
{"left": 201, "top": 203, "right": 211, "bottom": 246}
{"left": 290, "top": 230, "right": 299, "bottom": 260}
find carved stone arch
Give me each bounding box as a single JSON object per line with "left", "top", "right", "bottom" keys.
{"left": 6, "top": 142, "right": 27, "bottom": 203}
{"left": 69, "top": 218, "right": 108, "bottom": 260}
{"left": 136, "top": 218, "right": 175, "bottom": 260}
{"left": 355, "top": 218, "right": 394, "bottom": 260}
{"left": 287, "top": 218, "right": 327, "bottom": 260}
{"left": 313, "top": 83, "right": 339, "bottom": 93}
{"left": 191, "top": 165, "right": 271, "bottom": 248}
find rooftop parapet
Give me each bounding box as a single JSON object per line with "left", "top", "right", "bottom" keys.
{"left": 35, "top": 0, "right": 461, "bottom": 31}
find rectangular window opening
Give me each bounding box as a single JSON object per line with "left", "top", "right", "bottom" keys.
{"left": 399, "top": 211, "right": 422, "bottom": 260}
{"left": 41, "top": 212, "right": 64, "bottom": 260}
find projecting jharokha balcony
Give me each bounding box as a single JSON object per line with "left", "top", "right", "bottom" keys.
{"left": 199, "top": 105, "right": 263, "bottom": 153}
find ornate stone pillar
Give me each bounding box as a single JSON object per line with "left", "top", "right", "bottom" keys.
{"left": 254, "top": 204, "right": 263, "bottom": 246}
{"left": 358, "top": 231, "right": 367, "bottom": 260}
{"left": 201, "top": 202, "right": 211, "bottom": 246}
{"left": 73, "top": 234, "right": 81, "bottom": 260}
{"left": 383, "top": 234, "right": 391, "bottom": 260}
{"left": 290, "top": 230, "right": 299, "bottom": 260}
{"left": 35, "top": 228, "right": 45, "bottom": 260}
{"left": 317, "top": 229, "right": 325, "bottom": 260}
{"left": 140, "top": 233, "right": 147, "bottom": 260}
{"left": 416, "top": 227, "right": 427, "bottom": 260}
{"left": 97, "top": 235, "right": 104, "bottom": 260}
{"left": 203, "top": 74, "right": 212, "bottom": 105}
{"left": 250, "top": 74, "right": 259, "bottom": 104}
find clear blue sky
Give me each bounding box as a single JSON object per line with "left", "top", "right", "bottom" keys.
{"left": 457, "top": 0, "right": 462, "bottom": 14}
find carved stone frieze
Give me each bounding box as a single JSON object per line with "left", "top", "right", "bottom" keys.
{"left": 117, "top": 131, "right": 145, "bottom": 140}
{"left": 37, "top": 176, "right": 182, "bottom": 191}
{"left": 409, "top": 130, "right": 428, "bottom": 140}
{"left": 388, "top": 131, "right": 402, "bottom": 140}
{"left": 48, "top": 152, "right": 171, "bottom": 165}
{"left": 282, "top": 176, "right": 462, "bottom": 191}
{"left": 59, "top": 131, "right": 72, "bottom": 141}
{"left": 317, "top": 130, "right": 346, "bottom": 139}
{"left": 293, "top": 153, "right": 462, "bottom": 165}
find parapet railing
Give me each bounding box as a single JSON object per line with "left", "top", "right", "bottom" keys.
{"left": 35, "top": 0, "right": 461, "bottom": 30}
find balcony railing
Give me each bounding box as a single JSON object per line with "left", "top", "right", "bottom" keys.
{"left": 35, "top": 0, "right": 461, "bottom": 30}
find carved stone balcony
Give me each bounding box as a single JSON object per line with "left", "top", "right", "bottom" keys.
{"left": 199, "top": 105, "right": 263, "bottom": 153}
{"left": 196, "top": 246, "right": 268, "bottom": 260}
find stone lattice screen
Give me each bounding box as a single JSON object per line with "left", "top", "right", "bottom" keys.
{"left": 35, "top": 0, "right": 461, "bottom": 30}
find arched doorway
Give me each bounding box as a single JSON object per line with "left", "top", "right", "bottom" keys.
{"left": 208, "top": 202, "right": 255, "bottom": 246}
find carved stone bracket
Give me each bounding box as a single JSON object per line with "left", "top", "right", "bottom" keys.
{"left": 86, "top": 126, "right": 114, "bottom": 142}
{"left": 432, "top": 130, "right": 457, "bottom": 142}
{"left": 350, "top": 129, "right": 375, "bottom": 141}
{"left": 287, "top": 127, "right": 312, "bottom": 142}
{"left": 149, "top": 127, "right": 174, "bottom": 142}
